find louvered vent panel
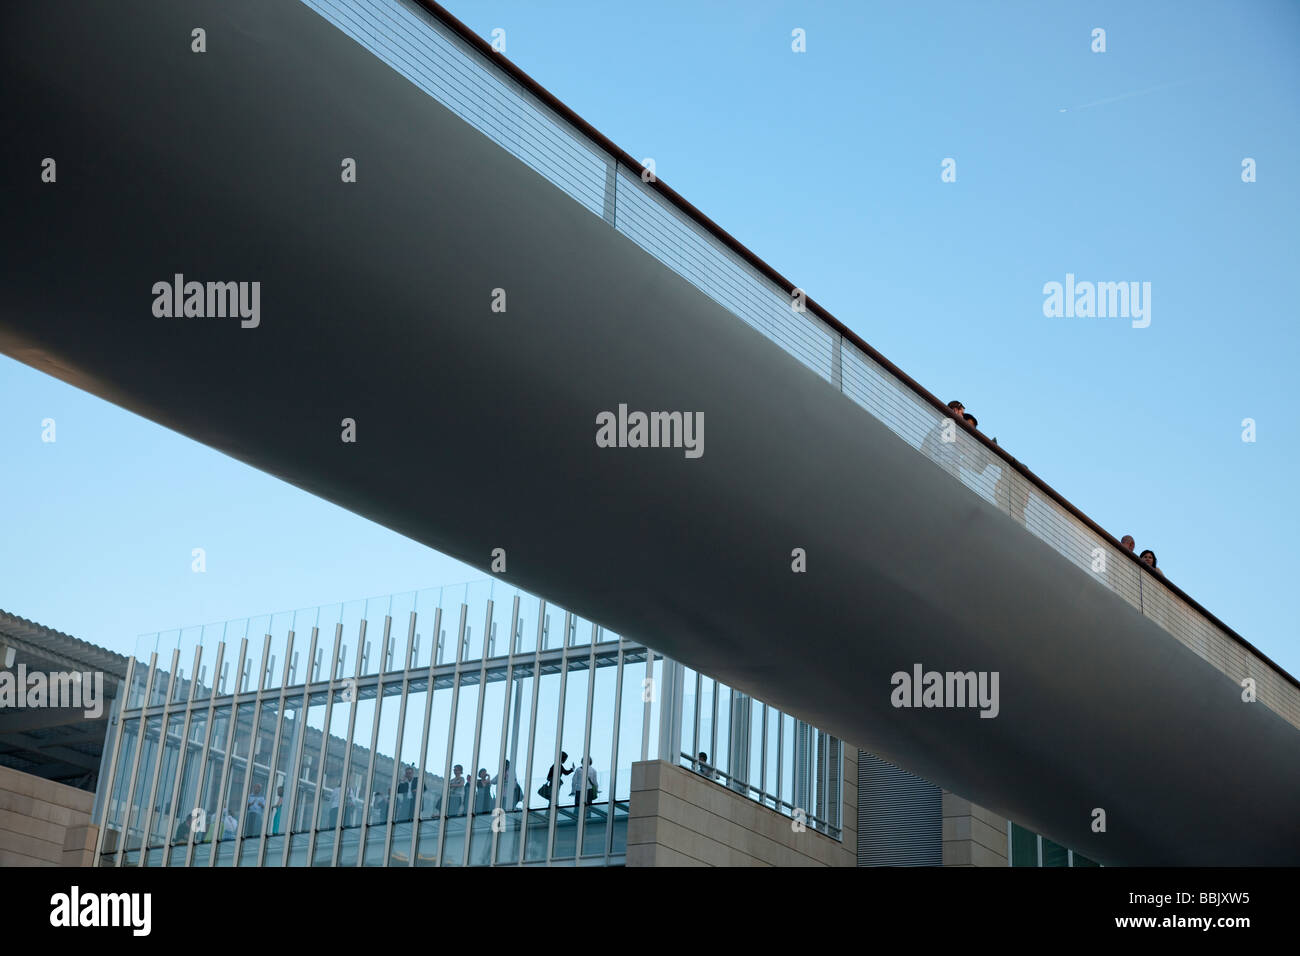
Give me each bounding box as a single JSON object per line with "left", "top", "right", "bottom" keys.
{"left": 857, "top": 751, "right": 942, "bottom": 866}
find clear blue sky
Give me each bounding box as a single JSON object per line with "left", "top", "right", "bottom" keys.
{"left": 1, "top": 0, "right": 1296, "bottom": 676}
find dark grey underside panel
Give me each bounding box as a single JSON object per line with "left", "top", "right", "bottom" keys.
{"left": 2, "top": 0, "right": 1296, "bottom": 864}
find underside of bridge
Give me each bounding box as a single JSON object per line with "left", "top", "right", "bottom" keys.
{"left": 3, "top": 0, "right": 1297, "bottom": 864}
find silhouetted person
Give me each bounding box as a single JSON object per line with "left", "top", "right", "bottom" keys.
{"left": 695, "top": 752, "right": 718, "bottom": 781}
{"left": 448, "top": 764, "right": 467, "bottom": 816}
{"left": 175, "top": 808, "right": 206, "bottom": 843}
{"left": 571, "top": 756, "right": 598, "bottom": 807}
{"left": 492, "top": 759, "right": 521, "bottom": 810}
{"left": 1140, "top": 549, "right": 1163, "bottom": 576}
{"left": 396, "top": 766, "right": 416, "bottom": 822}
{"left": 542, "top": 751, "right": 574, "bottom": 803}
{"left": 473, "top": 768, "right": 494, "bottom": 815}
{"left": 245, "top": 782, "right": 265, "bottom": 837}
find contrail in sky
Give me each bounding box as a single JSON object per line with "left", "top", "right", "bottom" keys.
{"left": 1058, "top": 78, "right": 1195, "bottom": 113}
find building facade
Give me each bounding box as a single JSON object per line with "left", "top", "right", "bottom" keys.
{"left": 93, "top": 580, "right": 847, "bottom": 867}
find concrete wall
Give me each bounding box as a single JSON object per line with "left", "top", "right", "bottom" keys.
{"left": 941, "top": 791, "right": 1008, "bottom": 866}
{"left": 0, "top": 765, "right": 97, "bottom": 866}
{"left": 627, "top": 757, "right": 856, "bottom": 867}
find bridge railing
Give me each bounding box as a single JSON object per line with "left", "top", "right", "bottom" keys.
{"left": 298, "top": 0, "right": 1300, "bottom": 731}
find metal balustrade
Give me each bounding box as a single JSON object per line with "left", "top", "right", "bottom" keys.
{"left": 95, "top": 580, "right": 845, "bottom": 866}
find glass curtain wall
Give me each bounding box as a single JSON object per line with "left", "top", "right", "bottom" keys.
{"left": 96, "top": 581, "right": 845, "bottom": 866}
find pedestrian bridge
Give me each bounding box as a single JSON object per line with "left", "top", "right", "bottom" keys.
{"left": 3, "top": 0, "right": 1298, "bottom": 864}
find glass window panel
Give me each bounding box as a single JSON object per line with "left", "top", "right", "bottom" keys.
{"left": 148, "top": 714, "right": 185, "bottom": 849}
{"left": 367, "top": 683, "right": 400, "bottom": 823}
{"left": 609, "top": 798, "right": 630, "bottom": 857}
{"left": 171, "top": 711, "right": 207, "bottom": 847}
{"left": 439, "top": 598, "right": 468, "bottom": 668}
{"left": 197, "top": 705, "right": 231, "bottom": 844}
{"left": 485, "top": 592, "right": 514, "bottom": 660}
{"left": 713, "top": 684, "right": 732, "bottom": 782}
{"left": 1010, "top": 823, "right": 1039, "bottom": 867}
{"left": 697, "top": 678, "right": 715, "bottom": 779}
{"left": 362, "top": 680, "right": 404, "bottom": 865}
{"left": 467, "top": 666, "right": 508, "bottom": 865}
{"left": 338, "top": 689, "right": 377, "bottom": 866}
{"left": 387, "top": 592, "right": 417, "bottom": 672}
{"left": 524, "top": 665, "right": 564, "bottom": 862}
{"left": 796, "top": 720, "right": 815, "bottom": 818}
{"left": 391, "top": 679, "right": 426, "bottom": 866}
{"left": 235, "top": 698, "right": 279, "bottom": 865}
{"left": 495, "top": 663, "right": 533, "bottom": 864}
{"left": 311, "top": 610, "right": 340, "bottom": 682}
{"left": 359, "top": 599, "right": 385, "bottom": 678}
{"left": 552, "top": 660, "right": 590, "bottom": 861}
{"left": 679, "top": 667, "right": 697, "bottom": 766}
{"left": 238, "top": 631, "right": 263, "bottom": 695}
{"left": 214, "top": 702, "right": 255, "bottom": 865}
{"left": 440, "top": 671, "right": 482, "bottom": 865}
{"left": 291, "top": 693, "right": 329, "bottom": 835}
{"left": 421, "top": 678, "right": 454, "bottom": 821}
{"left": 644, "top": 656, "right": 663, "bottom": 763}
{"left": 125, "top": 660, "right": 149, "bottom": 711}
{"left": 319, "top": 689, "right": 354, "bottom": 831}
{"left": 121, "top": 716, "right": 159, "bottom": 856}
{"left": 337, "top": 600, "right": 364, "bottom": 680}
{"left": 149, "top": 649, "right": 173, "bottom": 706}
{"left": 215, "top": 625, "right": 247, "bottom": 696}
{"left": 538, "top": 604, "right": 562, "bottom": 652}
{"left": 438, "top": 588, "right": 467, "bottom": 663}
{"left": 1043, "top": 836, "right": 1069, "bottom": 867}
{"left": 586, "top": 654, "right": 618, "bottom": 796}
{"left": 173, "top": 630, "right": 200, "bottom": 702}
{"left": 514, "top": 593, "right": 541, "bottom": 656}
{"left": 242, "top": 620, "right": 269, "bottom": 692}
{"left": 582, "top": 654, "right": 618, "bottom": 857}
{"left": 282, "top": 629, "right": 306, "bottom": 688}
{"left": 263, "top": 693, "right": 303, "bottom": 866}
{"left": 462, "top": 580, "right": 490, "bottom": 662}
{"left": 413, "top": 676, "right": 453, "bottom": 866}
{"left": 189, "top": 836, "right": 212, "bottom": 867}
{"left": 764, "top": 706, "right": 779, "bottom": 807}
{"left": 412, "top": 588, "right": 440, "bottom": 670}
{"left": 194, "top": 627, "right": 223, "bottom": 700}
{"left": 614, "top": 652, "right": 647, "bottom": 801}
{"left": 781, "top": 713, "right": 795, "bottom": 810}
{"left": 263, "top": 614, "right": 293, "bottom": 691}
{"left": 807, "top": 729, "right": 820, "bottom": 824}
{"left": 569, "top": 613, "right": 593, "bottom": 650}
